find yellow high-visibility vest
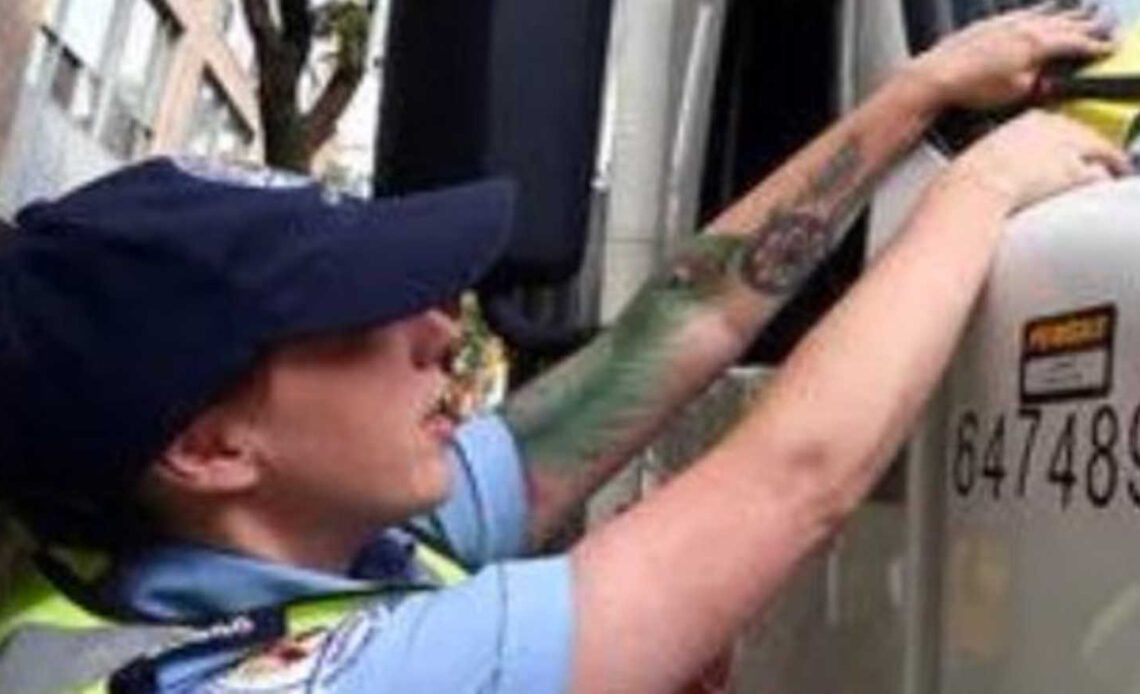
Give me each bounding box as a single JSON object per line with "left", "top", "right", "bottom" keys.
{"left": 0, "top": 543, "right": 468, "bottom": 693}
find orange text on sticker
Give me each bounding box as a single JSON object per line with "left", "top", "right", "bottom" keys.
{"left": 1026, "top": 315, "right": 1111, "bottom": 355}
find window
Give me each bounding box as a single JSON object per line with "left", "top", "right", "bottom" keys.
{"left": 100, "top": 0, "right": 178, "bottom": 158}
{"left": 185, "top": 73, "right": 254, "bottom": 161}
{"left": 116, "top": 0, "right": 172, "bottom": 117}
{"left": 48, "top": 40, "right": 101, "bottom": 130}
{"left": 25, "top": 0, "right": 178, "bottom": 159}
{"left": 55, "top": 0, "right": 118, "bottom": 67}
{"left": 218, "top": 0, "right": 256, "bottom": 71}
{"left": 33, "top": 0, "right": 116, "bottom": 129}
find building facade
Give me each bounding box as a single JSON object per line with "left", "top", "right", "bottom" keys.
{"left": 0, "top": 0, "right": 261, "bottom": 217}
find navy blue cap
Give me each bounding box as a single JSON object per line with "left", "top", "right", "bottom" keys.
{"left": 0, "top": 157, "right": 514, "bottom": 547}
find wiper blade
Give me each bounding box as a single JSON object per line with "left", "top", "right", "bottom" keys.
{"left": 1036, "top": 74, "right": 1140, "bottom": 102}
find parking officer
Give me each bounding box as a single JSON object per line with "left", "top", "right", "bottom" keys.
{"left": 0, "top": 6, "right": 1127, "bottom": 693}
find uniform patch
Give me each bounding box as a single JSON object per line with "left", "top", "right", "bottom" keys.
{"left": 210, "top": 629, "right": 328, "bottom": 692}
{"left": 208, "top": 605, "right": 387, "bottom": 693}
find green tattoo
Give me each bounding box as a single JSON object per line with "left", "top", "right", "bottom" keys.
{"left": 505, "top": 234, "right": 748, "bottom": 471}
{"left": 505, "top": 137, "right": 874, "bottom": 472}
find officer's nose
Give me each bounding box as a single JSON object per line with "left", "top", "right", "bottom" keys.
{"left": 411, "top": 305, "right": 462, "bottom": 370}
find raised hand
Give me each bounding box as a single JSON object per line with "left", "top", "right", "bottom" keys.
{"left": 906, "top": 4, "right": 1117, "bottom": 110}
{"left": 944, "top": 108, "right": 1130, "bottom": 211}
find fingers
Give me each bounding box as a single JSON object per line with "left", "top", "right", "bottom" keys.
{"left": 1048, "top": 10, "right": 1117, "bottom": 36}
{"left": 1016, "top": 12, "right": 1117, "bottom": 59}
{"left": 922, "top": 2, "right": 1122, "bottom": 110}
{"left": 1042, "top": 10, "right": 1118, "bottom": 41}
{"left": 993, "top": 2, "right": 1116, "bottom": 43}
{"left": 1073, "top": 160, "right": 1115, "bottom": 186}
{"left": 957, "top": 109, "right": 1131, "bottom": 210}
{"left": 950, "top": 7, "right": 1116, "bottom": 69}
{"left": 1023, "top": 110, "right": 1130, "bottom": 182}
{"left": 1050, "top": 113, "right": 1133, "bottom": 175}
{"left": 1036, "top": 31, "right": 1115, "bottom": 59}
{"left": 1061, "top": 147, "right": 1116, "bottom": 187}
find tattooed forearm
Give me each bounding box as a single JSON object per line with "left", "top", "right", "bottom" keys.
{"left": 738, "top": 139, "right": 870, "bottom": 294}
{"left": 505, "top": 234, "right": 746, "bottom": 471}
{"left": 509, "top": 138, "right": 879, "bottom": 472}
{"left": 507, "top": 75, "right": 941, "bottom": 539}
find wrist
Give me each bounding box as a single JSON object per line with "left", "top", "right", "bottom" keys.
{"left": 928, "top": 164, "right": 1017, "bottom": 222}
{"left": 890, "top": 60, "right": 952, "bottom": 118}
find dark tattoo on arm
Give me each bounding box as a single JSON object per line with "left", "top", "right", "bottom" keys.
{"left": 506, "top": 234, "right": 746, "bottom": 471}
{"left": 740, "top": 213, "right": 832, "bottom": 293}
{"left": 739, "top": 139, "right": 868, "bottom": 294}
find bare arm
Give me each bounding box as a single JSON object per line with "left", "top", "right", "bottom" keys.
{"left": 504, "top": 7, "right": 1114, "bottom": 546}
{"left": 569, "top": 111, "right": 1129, "bottom": 693}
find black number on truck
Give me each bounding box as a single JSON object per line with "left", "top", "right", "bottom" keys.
{"left": 952, "top": 403, "right": 1140, "bottom": 511}
{"left": 1047, "top": 413, "right": 1078, "bottom": 510}
{"left": 981, "top": 414, "right": 1007, "bottom": 500}
{"left": 953, "top": 410, "right": 978, "bottom": 497}
{"left": 1086, "top": 405, "right": 1120, "bottom": 508}
{"left": 1016, "top": 408, "right": 1041, "bottom": 498}
{"left": 1128, "top": 404, "right": 1140, "bottom": 509}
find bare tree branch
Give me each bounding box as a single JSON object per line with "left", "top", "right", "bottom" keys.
{"left": 241, "top": 0, "right": 306, "bottom": 169}
{"left": 240, "top": 0, "right": 374, "bottom": 171}
{"left": 301, "top": 59, "right": 365, "bottom": 160}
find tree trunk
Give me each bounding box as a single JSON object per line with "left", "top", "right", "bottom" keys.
{"left": 258, "top": 59, "right": 308, "bottom": 171}
{"left": 242, "top": 0, "right": 371, "bottom": 174}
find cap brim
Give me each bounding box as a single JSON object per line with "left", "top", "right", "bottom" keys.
{"left": 263, "top": 178, "right": 515, "bottom": 341}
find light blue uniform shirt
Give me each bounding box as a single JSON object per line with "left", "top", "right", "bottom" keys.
{"left": 106, "top": 415, "right": 573, "bottom": 693}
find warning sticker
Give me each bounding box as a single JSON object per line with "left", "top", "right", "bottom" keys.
{"left": 1020, "top": 304, "right": 1116, "bottom": 405}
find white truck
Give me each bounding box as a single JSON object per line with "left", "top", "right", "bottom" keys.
{"left": 597, "top": 1, "right": 1140, "bottom": 691}
{"left": 855, "top": 1, "right": 1140, "bottom": 691}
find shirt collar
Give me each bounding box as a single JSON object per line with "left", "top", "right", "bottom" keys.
{"left": 109, "top": 531, "right": 419, "bottom": 621}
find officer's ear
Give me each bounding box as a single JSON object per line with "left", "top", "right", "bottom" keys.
{"left": 150, "top": 375, "right": 267, "bottom": 497}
